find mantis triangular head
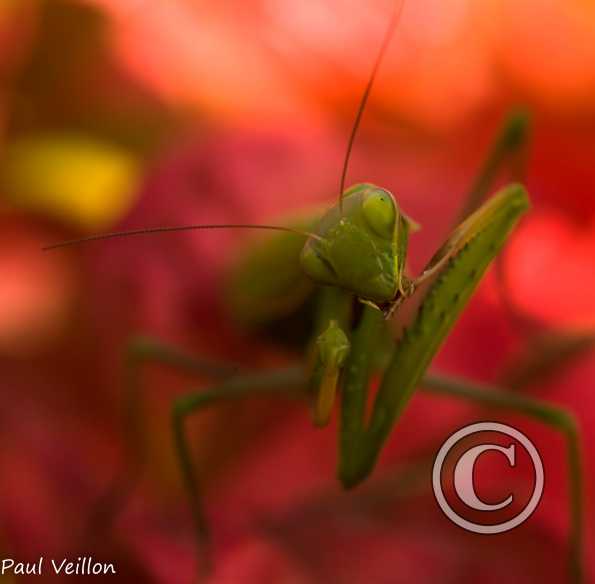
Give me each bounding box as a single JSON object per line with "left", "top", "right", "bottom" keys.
{"left": 300, "top": 183, "right": 418, "bottom": 304}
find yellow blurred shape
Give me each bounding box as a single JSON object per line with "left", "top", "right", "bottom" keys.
{"left": 1, "top": 133, "right": 141, "bottom": 230}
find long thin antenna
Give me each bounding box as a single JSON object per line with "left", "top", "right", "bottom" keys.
{"left": 42, "top": 224, "right": 324, "bottom": 251}
{"left": 338, "top": 1, "right": 405, "bottom": 210}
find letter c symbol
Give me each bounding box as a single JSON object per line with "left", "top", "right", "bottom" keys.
{"left": 454, "top": 443, "right": 515, "bottom": 511}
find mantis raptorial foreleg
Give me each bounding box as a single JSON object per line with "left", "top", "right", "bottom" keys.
{"left": 309, "top": 287, "right": 352, "bottom": 427}
{"left": 338, "top": 305, "right": 386, "bottom": 481}
{"left": 311, "top": 320, "right": 350, "bottom": 426}
{"left": 337, "top": 183, "right": 530, "bottom": 488}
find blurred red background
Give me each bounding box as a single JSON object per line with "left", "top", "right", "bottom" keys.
{"left": 0, "top": 0, "right": 594, "bottom": 582}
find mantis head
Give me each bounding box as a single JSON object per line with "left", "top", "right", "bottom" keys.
{"left": 300, "top": 183, "right": 417, "bottom": 304}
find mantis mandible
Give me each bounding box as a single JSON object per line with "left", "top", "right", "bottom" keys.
{"left": 44, "top": 3, "right": 583, "bottom": 582}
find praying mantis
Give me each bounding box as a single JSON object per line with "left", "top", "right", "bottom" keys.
{"left": 44, "top": 3, "right": 584, "bottom": 583}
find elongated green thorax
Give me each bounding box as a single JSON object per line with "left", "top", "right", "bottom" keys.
{"left": 300, "top": 184, "right": 412, "bottom": 304}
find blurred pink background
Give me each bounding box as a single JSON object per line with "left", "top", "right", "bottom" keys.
{"left": 0, "top": 0, "right": 594, "bottom": 582}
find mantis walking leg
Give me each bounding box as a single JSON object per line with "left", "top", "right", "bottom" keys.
{"left": 121, "top": 336, "right": 237, "bottom": 462}
{"left": 456, "top": 109, "right": 529, "bottom": 222}
{"left": 410, "top": 111, "right": 530, "bottom": 289}
{"left": 170, "top": 364, "right": 583, "bottom": 582}
{"left": 171, "top": 368, "right": 305, "bottom": 577}
{"left": 422, "top": 374, "right": 583, "bottom": 584}
{"left": 88, "top": 336, "right": 237, "bottom": 534}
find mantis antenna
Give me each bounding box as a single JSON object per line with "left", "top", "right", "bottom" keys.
{"left": 44, "top": 3, "right": 404, "bottom": 251}
{"left": 42, "top": 224, "right": 324, "bottom": 251}
{"left": 338, "top": 0, "right": 405, "bottom": 211}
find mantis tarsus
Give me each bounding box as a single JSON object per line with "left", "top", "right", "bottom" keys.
{"left": 44, "top": 4, "right": 584, "bottom": 583}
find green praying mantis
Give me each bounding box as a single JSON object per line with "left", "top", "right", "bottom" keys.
{"left": 44, "top": 4, "right": 584, "bottom": 583}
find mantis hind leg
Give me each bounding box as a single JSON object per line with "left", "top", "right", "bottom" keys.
{"left": 86, "top": 336, "right": 237, "bottom": 536}
{"left": 422, "top": 374, "right": 583, "bottom": 584}
{"left": 171, "top": 368, "right": 305, "bottom": 577}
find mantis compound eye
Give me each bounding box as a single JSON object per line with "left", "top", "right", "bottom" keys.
{"left": 362, "top": 189, "right": 397, "bottom": 239}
